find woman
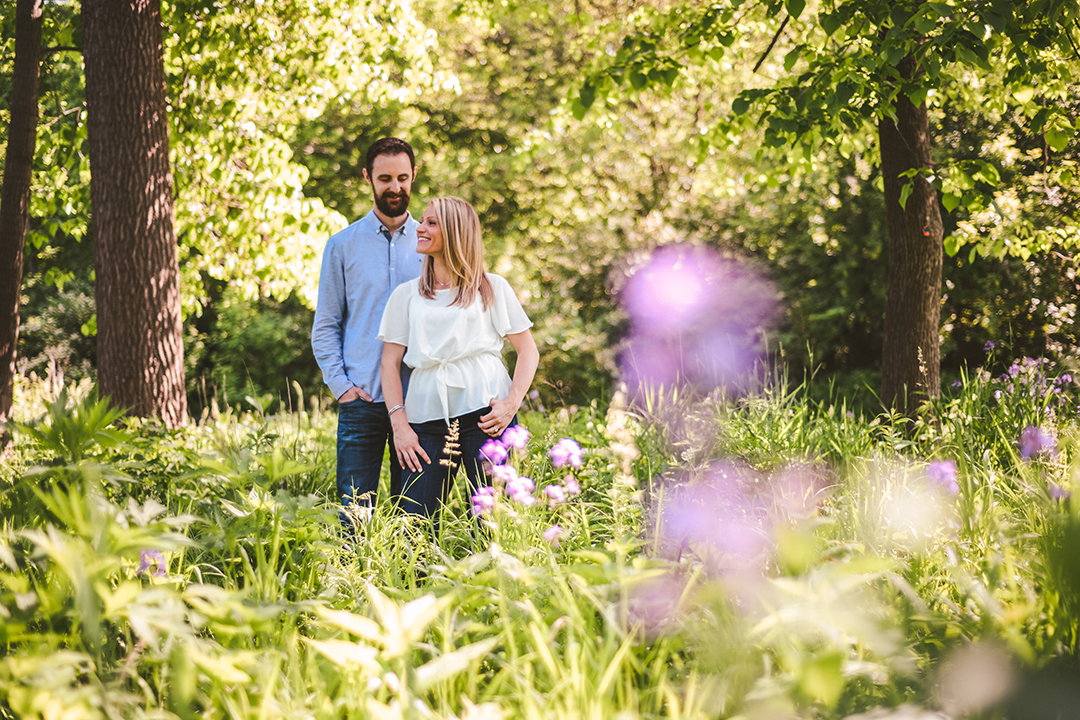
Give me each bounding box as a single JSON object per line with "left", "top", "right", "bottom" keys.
{"left": 378, "top": 196, "right": 539, "bottom": 518}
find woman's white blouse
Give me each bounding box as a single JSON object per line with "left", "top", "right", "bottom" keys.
{"left": 378, "top": 273, "right": 533, "bottom": 424}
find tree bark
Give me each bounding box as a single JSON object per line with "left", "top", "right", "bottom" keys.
{"left": 83, "top": 0, "right": 187, "bottom": 427}
{"left": 878, "top": 55, "right": 943, "bottom": 415}
{"left": 0, "top": 0, "right": 44, "bottom": 444}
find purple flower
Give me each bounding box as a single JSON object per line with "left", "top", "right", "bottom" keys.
{"left": 562, "top": 475, "right": 581, "bottom": 497}
{"left": 1019, "top": 426, "right": 1057, "bottom": 460}
{"left": 506, "top": 475, "right": 536, "bottom": 506}
{"left": 471, "top": 486, "right": 497, "bottom": 517}
{"left": 480, "top": 439, "right": 509, "bottom": 466}
{"left": 549, "top": 438, "right": 583, "bottom": 469}
{"left": 490, "top": 464, "right": 517, "bottom": 487}
{"left": 138, "top": 550, "right": 166, "bottom": 578}
{"left": 984, "top": 340, "right": 995, "bottom": 354}
{"left": 543, "top": 525, "right": 564, "bottom": 546}
{"left": 927, "top": 460, "right": 960, "bottom": 495}
{"left": 951, "top": 380, "right": 962, "bottom": 388}
{"left": 501, "top": 425, "right": 531, "bottom": 452}
{"left": 1049, "top": 482, "right": 1072, "bottom": 501}
{"left": 544, "top": 484, "right": 567, "bottom": 508}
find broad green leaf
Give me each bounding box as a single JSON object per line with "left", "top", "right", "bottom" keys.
{"left": 318, "top": 607, "right": 384, "bottom": 645}
{"left": 1012, "top": 85, "right": 1036, "bottom": 104}
{"left": 414, "top": 637, "right": 500, "bottom": 691}
{"left": 629, "top": 70, "right": 648, "bottom": 90}
{"left": 785, "top": 0, "right": 806, "bottom": 19}
{"left": 784, "top": 47, "right": 800, "bottom": 72}
{"left": 819, "top": 11, "right": 843, "bottom": 36}
{"left": 942, "top": 193, "right": 961, "bottom": 212}
{"left": 579, "top": 82, "right": 596, "bottom": 110}
{"left": 1046, "top": 128, "right": 1071, "bottom": 152}
{"left": 908, "top": 86, "right": 929, "bottom": 107}
{"left": 898, "top": 182, "right": 914, "bottom": 210}
{"left": 732, "top": 95, "right": 753, "bottom": 115}
{"left": 304, "top": 638, "right": 381, "bottom": 672}
{"left": 800, "top": 650, "right": 846, "bottom": 706}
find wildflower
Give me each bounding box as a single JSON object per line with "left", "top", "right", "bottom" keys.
{"left": 1019, "top": 426, "right": 1057, "bottom": 459}
{"left": 480, "top": 438, "right": 509, "bottom": 466}
{"left": 501, "top": 424, "right": 531, "bottom": 452}
{"left": 549, "top": 438, "right": 583, "bottom": 469}
{"left": 471, "top": 486, "right": 497, "bottom": 517}
{"left": 927, "top": 460, "right": 960, "bottom": 495}
{"left": 544, "top": 484, "right": 567, "bottom": 508}
{"left": 529, "top": 390, "right": 540, "bottom": 400}
{"left": 1049, "top": 482, "right": 1072, "bottom": 501}
{"left": 951, "top": 380, "right": 962, "bottom": 388}
{"left": 984, "top": 340, "right": 995, "bottom": 354}
{"left": 138, "top": 550, "right": 166, "bottom": 578}
{"left": 563, "top": 474, "right": 581, "bottom": 497}
{"left": 543, "top": 525, "right": 564, "bottom": 547}
{"left": 506, "top": 475, "right": 536, "bottom": 506}
{"left": 489, "top": 464, "right": 518, "bottom": 487}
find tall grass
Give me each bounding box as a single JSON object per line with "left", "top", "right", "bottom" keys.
{"left": 2, "top": 356, "right": 1080, "bottom": 719}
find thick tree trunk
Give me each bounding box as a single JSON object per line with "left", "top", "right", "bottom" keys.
{"left": 878, "top": 55, "right": 943, "bottom": 415}
{"left": 83, "top": 0, "right": 187, "bottom": 427}
{"left": 0, "top": 0, "right": 44, "bottom": 444}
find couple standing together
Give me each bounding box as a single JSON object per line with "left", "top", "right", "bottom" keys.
{"left": 311, "top": 137, "right": 539, "bottom": 525}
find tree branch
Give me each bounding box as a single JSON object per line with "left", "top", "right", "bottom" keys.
{"left": 753, "top": 14, "right": 789, "bottom": 73}
{"left": 43, "top": 45, "right": 81, "bottom": 57}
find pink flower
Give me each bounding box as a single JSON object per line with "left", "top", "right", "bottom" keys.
{"left": 480, "top": 439, "right": 509, "bottom": 466}
{"left": 490, "top": 464, "right": 518, "bottom": 487}
{"left": 471, "top": 486, "right": 497, "bottom": 517}
{"left": 549, "top": 438, "right": 583, "bottom": 469}
{"left": 501, "top": 425, "right": 531, "bottom": 451}
{"left": 506, "top": 476, "right": 536, "bottom": 506}
{"left": 543, "top": 525, "right": 564, "bottom": 546}
{"left": 544, "top": 484, "right": 567, "bottom": 508}
{"left": 563, "top": 475, "right": 581, "bottom": 497}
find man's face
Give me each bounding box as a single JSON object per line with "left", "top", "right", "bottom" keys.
{"left": 363, "top": 153, "right": 416, "bottom": 218}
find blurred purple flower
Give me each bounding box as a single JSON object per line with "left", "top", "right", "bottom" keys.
{"left": 627, "top": 573, "right": 690, "bottom": 636}
{"left": 549, "top": 438, "right": 583, "bottom": 469}
{"left": 501, "top": 425, "right": 531, "bottom": 452}
{"left": 506, "top": 475, "right": 536, "bottom": 506}
{"left": 543, "top": 525, "right": 564, "bottom": 546}
{"left": 951, "top": 380, "right": 962, "bottom": 388}
{"left": 490, "top": 464, "right": 517, "bottom": 488}
{"left": 138, "top": 550, "right": 166, "bottom": 578}
{"left": 618, "top": 245, "right": 778, "bottom": 395}
{"left": 480, "top": 439, "right": 509, "bottom": 466}
{"left": 563, "top": 475, "right": 581, "bottom": 497}
{"left": 544, "top": 484, "right": 567, "bottom": 508}
{"left": 1049, "top": 482, "right": 1071, "bottom": 501}
{"left": 1019, "top": 426, "right": 1057, "bottom": 459}
{"left": 984, "top": 340, "right": 995, "bottom": 354}
{"left": 927, "top": 460, "right": 960, "bottom": 495}
{"left": 471, "top": 486, "right": 497, "bottom": 517}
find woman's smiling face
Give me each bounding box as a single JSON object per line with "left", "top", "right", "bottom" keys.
{"left": 416, "top": 206, "right": 444, "bottom": 256}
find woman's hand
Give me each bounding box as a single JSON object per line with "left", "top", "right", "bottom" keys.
{"left": 393, "top": 419, "right": 431, "bottom": 472}
{"left": 480, "top": 397, "right": 519, "bottom": 437}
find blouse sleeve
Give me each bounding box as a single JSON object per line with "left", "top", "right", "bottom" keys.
{"left": 488, "top": 274, "right": 533, "bottom": 337}
{"left": 377, "top": 283, "right": 413, "bottom": 345}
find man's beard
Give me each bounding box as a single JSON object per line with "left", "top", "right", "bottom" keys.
{"left": 374, "top": 187, "right": 410, "bottom": 217}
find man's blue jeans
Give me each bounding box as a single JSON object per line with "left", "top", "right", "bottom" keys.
{"left": 337, "top": 398, "right": 402, "bottom": 528}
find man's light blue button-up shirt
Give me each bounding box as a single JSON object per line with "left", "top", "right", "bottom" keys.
{"left": 312, "top": 209, "right": 423, "bottom": 402}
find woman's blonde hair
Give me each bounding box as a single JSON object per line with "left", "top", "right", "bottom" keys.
{"left": 418, "top": 196, "right": 494, "bottom": 309}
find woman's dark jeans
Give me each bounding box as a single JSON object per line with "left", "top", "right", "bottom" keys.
{"left": 396, "top": 406, "right": 517, "bottom": 519}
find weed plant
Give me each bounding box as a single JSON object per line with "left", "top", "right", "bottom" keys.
{"left": 2, "top": 353, "right": 1080, "bottom": 719}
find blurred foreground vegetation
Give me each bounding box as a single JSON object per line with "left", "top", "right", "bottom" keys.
{"left": 3, "top": 350, "right": 1080, "bottom": 718}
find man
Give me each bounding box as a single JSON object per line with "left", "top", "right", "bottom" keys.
{"left": 312, "top": 137, "right": 423, "bottom": 528}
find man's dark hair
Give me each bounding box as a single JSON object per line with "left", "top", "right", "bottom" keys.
{"left": 364, "top": 137, "right": 415, "bottom": 176}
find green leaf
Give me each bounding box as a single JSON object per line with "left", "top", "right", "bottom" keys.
{"left": 732, "top": 95, "right": 753, "bottom": 115}
{"left": 784, "top": 47, "right": 800, "bottom": 72}
{"left": 1012, "top": 86, "right": 1035, "bottom": 104}
{"left": 785, "top": 0, "right": 806, "bottom": 19}
{"left": 899, "top": 181, "right": 914, "bottom": 210}
{"left": 942, "top": 193, "right": 961, "bottom": 212}
{"left": 800, "top": 650, "right": 846, "bottom": 706}
{"left": 944, "top": 234, "right": 960, "bottom": 255}
{"left": 819, "top": 11, "right": 843, "bottom": 36}
{"left": 1046, "top": 128, "right": 1071, "bottom": 152}
{"left": 629, "top": 70, "right": 648, "bottom": 90}
{"left": 908, "top": 86, "right": 929, "bottom": 107}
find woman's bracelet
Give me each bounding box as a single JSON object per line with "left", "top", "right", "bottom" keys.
{"left": 388, "top": 404, "right": 405, "bottom": 416}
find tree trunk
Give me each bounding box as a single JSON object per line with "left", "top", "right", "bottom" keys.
{"left": 878, "top": 55, "right": 943, "bottom": 415}
{"left": 83, "top": 0, "right": 187, "bottom": 427}
{"left": 0, "top": 0, "right": 44, "bottom": 445}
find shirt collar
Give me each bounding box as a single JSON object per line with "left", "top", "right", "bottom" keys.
{"left": 364, "top": 209, "right": 414, "bottom": 237}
